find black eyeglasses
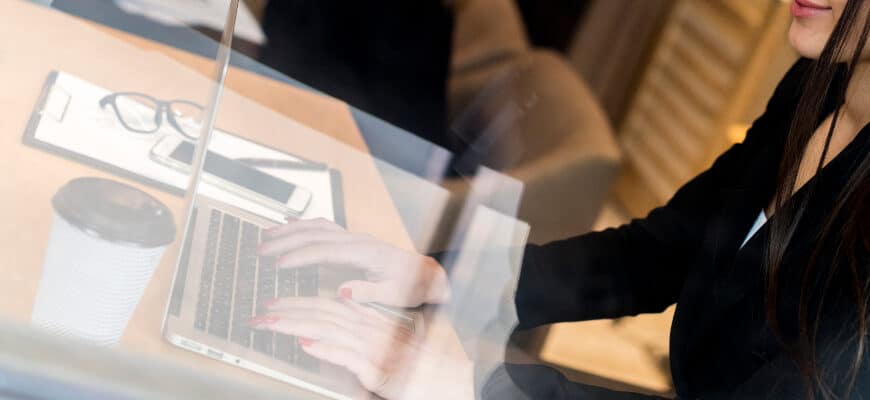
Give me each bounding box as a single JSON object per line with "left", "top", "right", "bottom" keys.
{"left": 99, "top": 92, "right": 205, "bottom": 140}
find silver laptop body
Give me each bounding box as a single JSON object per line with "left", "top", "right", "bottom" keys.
{"left": 159, "top": 4, "right": 417, "bottom": 399}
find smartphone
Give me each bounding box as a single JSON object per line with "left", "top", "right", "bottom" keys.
{"left": 150, "top": 136, "right": 313, "bottom": 216}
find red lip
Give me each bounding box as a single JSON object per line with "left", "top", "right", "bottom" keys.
{"left": 792, "top": 0, "right": 832, "bottom": 17}
{"left": 796, "top": 0, "right": 829, "bottom": 8}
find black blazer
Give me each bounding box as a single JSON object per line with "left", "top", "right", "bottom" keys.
{"left": 483, "top": 59, "right": 870, "bottom": 399}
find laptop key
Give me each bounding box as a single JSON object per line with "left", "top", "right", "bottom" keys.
{"left": 273, "top": 267, "right": 298, "bottom": 365}
{"left": 195, "top": 210, "right": 222, "bottom": 331}
{"left": 253, "top": 330, "right": 275, "bottom": 356}
{"left": 256, "top": 255, "right": 277, "bottom": 316}
{"left": 274, "top": 265, "right": 321, "bottom": 370}
{"left": 230, "top": 222, "right": 260, "bottom": 347}
{"left": 254, "top": 254, "right": 277, "bottom": 356}
{"left": 277, "top": 268, "right": 297, "bottom": 298}
{"left": 274, "top": 333, "right": 297, "bottom": 365}
{"left": 298, "top": 267, "right": 318, "bottom": 297}
{"left": 209, "top": 214, "right": 240, "bottom": 340}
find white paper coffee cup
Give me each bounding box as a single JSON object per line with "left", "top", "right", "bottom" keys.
{"left": 31, "top": 178, "right": 175, "bottom": 347}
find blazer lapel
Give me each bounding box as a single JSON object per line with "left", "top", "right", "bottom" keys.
{"left": 678, "top": 142, "right": 778, "bottom": 352}
{"left": 685, "top": 124, "right": 869, "bottom": 354}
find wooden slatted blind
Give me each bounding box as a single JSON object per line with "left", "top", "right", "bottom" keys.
{"left": 615, "top": 0, "right": 792, "bottom": 215}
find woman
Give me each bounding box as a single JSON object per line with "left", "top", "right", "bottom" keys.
{"left": 252, "top": 0, "right": 870, "bottom": 398}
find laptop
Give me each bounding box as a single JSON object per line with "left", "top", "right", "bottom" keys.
{"left": 160, "top": 3, "right": 418, "bottom": 399}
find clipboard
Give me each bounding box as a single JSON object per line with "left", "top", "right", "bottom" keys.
{"left": 22, "top": 71, "right": 346, "bottom": 228}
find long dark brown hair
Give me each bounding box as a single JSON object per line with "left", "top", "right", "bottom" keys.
{"left": 765, "top": 1, "right": 870, "bottom": 398}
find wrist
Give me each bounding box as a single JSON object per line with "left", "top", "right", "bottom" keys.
{"left": 403, "top": 355, "right": 474, "bottom": 400}
{"left": 450, "top": 357, "right": 476, "bottom": 400}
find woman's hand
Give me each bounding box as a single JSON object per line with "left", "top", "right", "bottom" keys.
{"left": 257, "top": 218, "right": 451, "bottom": 308}
{"left": 251, "top": 297, "right": 474, "bottom": 400}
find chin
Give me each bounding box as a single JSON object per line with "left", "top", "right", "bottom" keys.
{"left": 789, "top": 21, "right": 828, "bottom": 59}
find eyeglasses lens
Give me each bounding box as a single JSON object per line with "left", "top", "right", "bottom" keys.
{"left": 114, "top": 94, "right": 160, "bottom": 133}
{"left": 169, "top": 102, "right": 204, "bottom": 139}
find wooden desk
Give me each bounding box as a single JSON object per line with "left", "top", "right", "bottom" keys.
{"left": 0, "top": 2, "right": 459, "bottom": 398}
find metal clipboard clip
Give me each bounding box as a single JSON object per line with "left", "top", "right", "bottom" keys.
{"left": 39, "top": 85, "right": 71, "bottom": 122}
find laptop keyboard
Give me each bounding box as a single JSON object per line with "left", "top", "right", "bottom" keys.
{"left": 195, "top": 209, "right": 320, "bottom": 372}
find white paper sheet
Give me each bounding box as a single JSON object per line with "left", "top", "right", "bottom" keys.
{"left": 33, "top": 71, "right": 336, "bottom": 223}
{"left": 114, "top": 0, "right": 267, "bottom": 45}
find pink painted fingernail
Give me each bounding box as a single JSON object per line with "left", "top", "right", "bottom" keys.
{"left": 249, "top": 316, "right": 280, "bottom": 326}
{"left": 339, "top": 287, "right": 352, "bottom": 300}
{"left": 298, "top": 337, "right": 315, "bottom": 347}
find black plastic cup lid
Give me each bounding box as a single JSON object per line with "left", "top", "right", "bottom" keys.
{"left": 52, "top": 178, "right": 176, "bottom": 248}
